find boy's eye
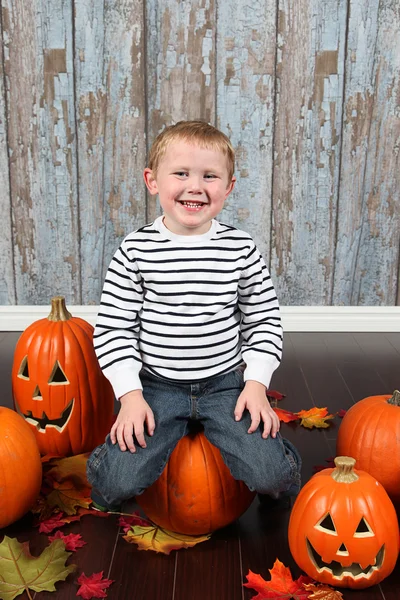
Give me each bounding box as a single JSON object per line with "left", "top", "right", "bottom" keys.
{"left": 204, "top": 174, "right": 216, "bottom": 179}
{"left": 174, "top": 172, "right": 188, "bottom": 177}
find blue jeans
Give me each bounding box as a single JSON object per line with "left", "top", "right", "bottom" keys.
{"left": 86, "top": 368, "right": 301, "bottom": 508}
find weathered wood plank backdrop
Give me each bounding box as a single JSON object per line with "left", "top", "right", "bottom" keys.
{"left": 0, "top": 0, "right": 399, "bottom": 306}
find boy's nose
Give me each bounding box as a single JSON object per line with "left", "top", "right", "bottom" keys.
{"left": 187, "top": 176, "right": 203, "bottom": 193}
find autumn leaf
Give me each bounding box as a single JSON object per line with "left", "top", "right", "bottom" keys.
{"left": 243, "top": 559, "right": 313, "bottom": 599}
{"left": 296, "top": 407, "right": 335, "bottom": 429}
{"left": 312, "top": 457, "right": 336, "bottom": 474}
{"left": 273, "top": 407, "right": 299, "bottom": 423}
{"left": 76, "top": 571, "right": 114, "bottom": 599}
{"left": 123, "top": 524, "right": 211, "bottom": 554}
{"left": 48, "top": 531, "right": 87, "bottom": 552}
{"left": 62, "top": 507, "right": 110, "bottom": 523}
{"left": 30, "top": 495, "right": 56, "bottom": 521}
{"left": 0, "top": 536, "right": 76, "bottom": 600}
{"left": 338, "top": 409, "right": 347, "bottom": 418}
{"left": 303, "top": 583, "right": 344, "bottom": 599}
{"left": 118, "top": 513, "right": 152, "bottom": 533}
{"left": 266, "top": 390, "right": 286, "bottom": 402}
{"left": 41, "top": 454, "right": 63, "bottom": 463}
{"left": 38, "top": 512, "right": 67, "bottom": 533}
{"left": 45, "top": 453, "right": 90, "bottom": 486}
{"left": 46, "top": 480, "right": 92, "bottom": 515}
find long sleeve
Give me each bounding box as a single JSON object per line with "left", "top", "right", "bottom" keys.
{"left": 238, "top": 243, "right": 283, "bottom": 388}
{"left": 93, "top": 240, "right": 144, "bottom": 399}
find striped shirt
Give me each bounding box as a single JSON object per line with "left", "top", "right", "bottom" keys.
{"left": 94, "top": 216, "right": 283, "bottom": 399}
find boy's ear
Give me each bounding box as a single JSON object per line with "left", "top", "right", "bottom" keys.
{"left": 225, "top": 176, "right": 236, "bottom": 197}
{"left": 143, "top": 168, "right": 158, "bottom": 195}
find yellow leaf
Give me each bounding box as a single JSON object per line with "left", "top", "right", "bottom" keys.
{"left": 0, "top": 537, "right": 75, "bottom": 600}
{"left": 123, "top": 524, "right": 211, "bottom": 555}
{"left": 296, "top": 407, "right": 335, "bottom": 429}
{"left": 46, "top": 481, "right": 92, "bottom": 516}
{"left": 45, "top": 453, "right": 90, "bottom": 487}
{"left": 303, "top": 582, "right": 344, "bottom": 599}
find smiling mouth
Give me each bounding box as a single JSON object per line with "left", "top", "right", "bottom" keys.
{"left": 306, "top": 539, "right": 384, "bottom": 579}
{"left": 178, "top": 200, "right": 207, "bottom": 208}
{"left": 16, "top": 398, "right": 75, "bottom": 433}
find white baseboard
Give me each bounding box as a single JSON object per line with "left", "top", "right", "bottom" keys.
{"left": 0, "top": 305, "right": 400, "bottom": 332}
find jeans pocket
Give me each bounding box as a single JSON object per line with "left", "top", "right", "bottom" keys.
{"left": 87, "top": 443, "right": 107, "bottom": 473}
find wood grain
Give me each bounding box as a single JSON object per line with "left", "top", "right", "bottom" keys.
{"left": 3, "top": 0, "right": 80, "bottom": 305}
{"left": 0, "top": 6, "right": 15, "bottom": 304}
{"left": 271, "top": 0, "right": 347, "bottom": 305}
{"left": 217, "top": 0, "right": 276, "bottom": 260}
{"left": 146, "top": 0, "right": 217, "bottom": 222}
{"left": 99, "top": 0, "right": 147, "bottom": 296}
{"left": 333, "top": 0, "right": 400, "bottom": 305}
{"left": 0, "top": 0, "right": 399, "bottom": 306}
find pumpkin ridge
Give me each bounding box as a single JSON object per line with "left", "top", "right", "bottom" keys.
{"left": 199, "top": 432, "right": 213, "bottom": 532}
{"left": 364, "top": 404, "right": 388, "bottom": 475}
{"left": 64, "top": 320, "right": 92, "bottom": 449}
{"left": 208, "top": 434, "right": 229, "bottom": 529}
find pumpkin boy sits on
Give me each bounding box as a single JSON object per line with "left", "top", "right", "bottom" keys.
{"left": 87, "top": 120, "right": 301, "bottom": 512}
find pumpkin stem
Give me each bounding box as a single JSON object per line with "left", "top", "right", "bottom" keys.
{"left": 387, "top": 390, "right": 400, "bottom": 406}
{"left": 331, "top": 456, "right": 359, "bottom": 483}
{"left": 48, "top": 296, "right": 72, "bottom": 322}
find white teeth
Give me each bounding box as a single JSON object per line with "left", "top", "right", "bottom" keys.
{"left": 180, "top": 201, "right": 204, "bottom": 207}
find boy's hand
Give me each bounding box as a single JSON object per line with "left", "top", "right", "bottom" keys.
{"left": 111, "top": 390, "right": 155, "bottom": 452}
{"left": 234, "top": 380, "right": 280, "bottom": 439}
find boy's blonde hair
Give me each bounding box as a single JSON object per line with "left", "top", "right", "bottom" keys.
{"left": 148, "top": 121, "right": 235, "bottom": 180}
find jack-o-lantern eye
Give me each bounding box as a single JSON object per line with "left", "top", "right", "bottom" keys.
{"left": 315, "top": 513, "right": 337, "bottom": 535}
{"left": 354, "top": 517, "right": 374, "bottom": 537}
{"left": 18, "top": 356, "right": 29, "bottom": 380}
{"left": 48, "top": 361, "right": 69, "bottom": 385}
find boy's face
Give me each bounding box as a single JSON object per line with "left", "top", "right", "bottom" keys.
{"left": 144, "top": 140, "right": 236, "bottom": 235}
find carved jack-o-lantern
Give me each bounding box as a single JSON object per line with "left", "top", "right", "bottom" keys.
{"left": 288, "top": 457, "right": 399, "bottom": 589}
{"left": 12, "top": 297, "right": 114, "bottom": 457}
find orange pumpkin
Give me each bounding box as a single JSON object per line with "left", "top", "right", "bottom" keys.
{"left": 336, "top": 390, "right": 400, "bottom": 503}
{"left": 136, "top": 429, "right": 255, "bottom": 535}
{"left": 0, "top": 407, "right": 42, "bottom": 528}
{"left": 288, "top": 457, "right": 399, "bottom": 589}
{"left": 12, "top": 296, "right": 114, "bottom": 457}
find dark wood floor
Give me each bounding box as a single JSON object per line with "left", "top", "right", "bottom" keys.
{"left": 1, "top": 331, "right": 400, "bottom": 599}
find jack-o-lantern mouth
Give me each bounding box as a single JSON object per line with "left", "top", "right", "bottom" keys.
{"left": 306, "top": 539, "right": 385, "bottom": 580}
{"left": 16, "top": 399, "right": 75, "bottom": 433}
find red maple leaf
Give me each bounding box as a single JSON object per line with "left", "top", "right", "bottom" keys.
{"left": 76, "top": 571, "right": 114, "bottom": 599}
{"left": 338, "top": 409, "right": 347, "bottom": 418}
{"left": 38, "top": 513, "right": 67, "bottom": 533}
{"left": 244, "top": 559, "right": 313, "bottom": 599}
{"left": 266, "top": 389, "right": 286, "bottom": 401}
{"left": 48, "top": 530, "right": 87, "bottom": 551}
{"left": 118, "top": 512, "right": 152, "bottom": 533}
{"left": 273, "top": 407, "right": 299, "bottom": 423}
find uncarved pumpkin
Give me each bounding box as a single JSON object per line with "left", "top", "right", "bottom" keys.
{"left": 0, "top": 407, "right": 42, "bottom": 528}
{"left": 136, "top": 429, "right": 256, "bottom": 535}
{"left": 336, "top": 391, "right": 400, "bottom": 503}
{"left": 12, "top": 296, "right": 114, "bottom": 457}
{"left": 288, "top": 456, "right": 399, "bottom": 589}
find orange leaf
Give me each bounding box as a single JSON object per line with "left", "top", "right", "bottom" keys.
{"left": 303, "top": 583, "right": 344, "bottom": 599}
{"left": 46, "top": 481, "right": 92, "bottom": 515}
{"left": 243, "top": 559, "right": 313, "bottom": 599}
{"left": 62, "top": 507, "right": 110, "bottom": 523}
{"left": 45, "top": 453, "right": 90, "bottom": 487}
{"left": 296, "top": 407, "right": 335, "bottom": 429}
{"left": 273, "top": 407, "right": 299, "bottom": 423}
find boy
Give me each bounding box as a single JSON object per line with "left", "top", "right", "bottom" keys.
{"left": 87, "top": 120, "right": 301, "bottom": 511}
